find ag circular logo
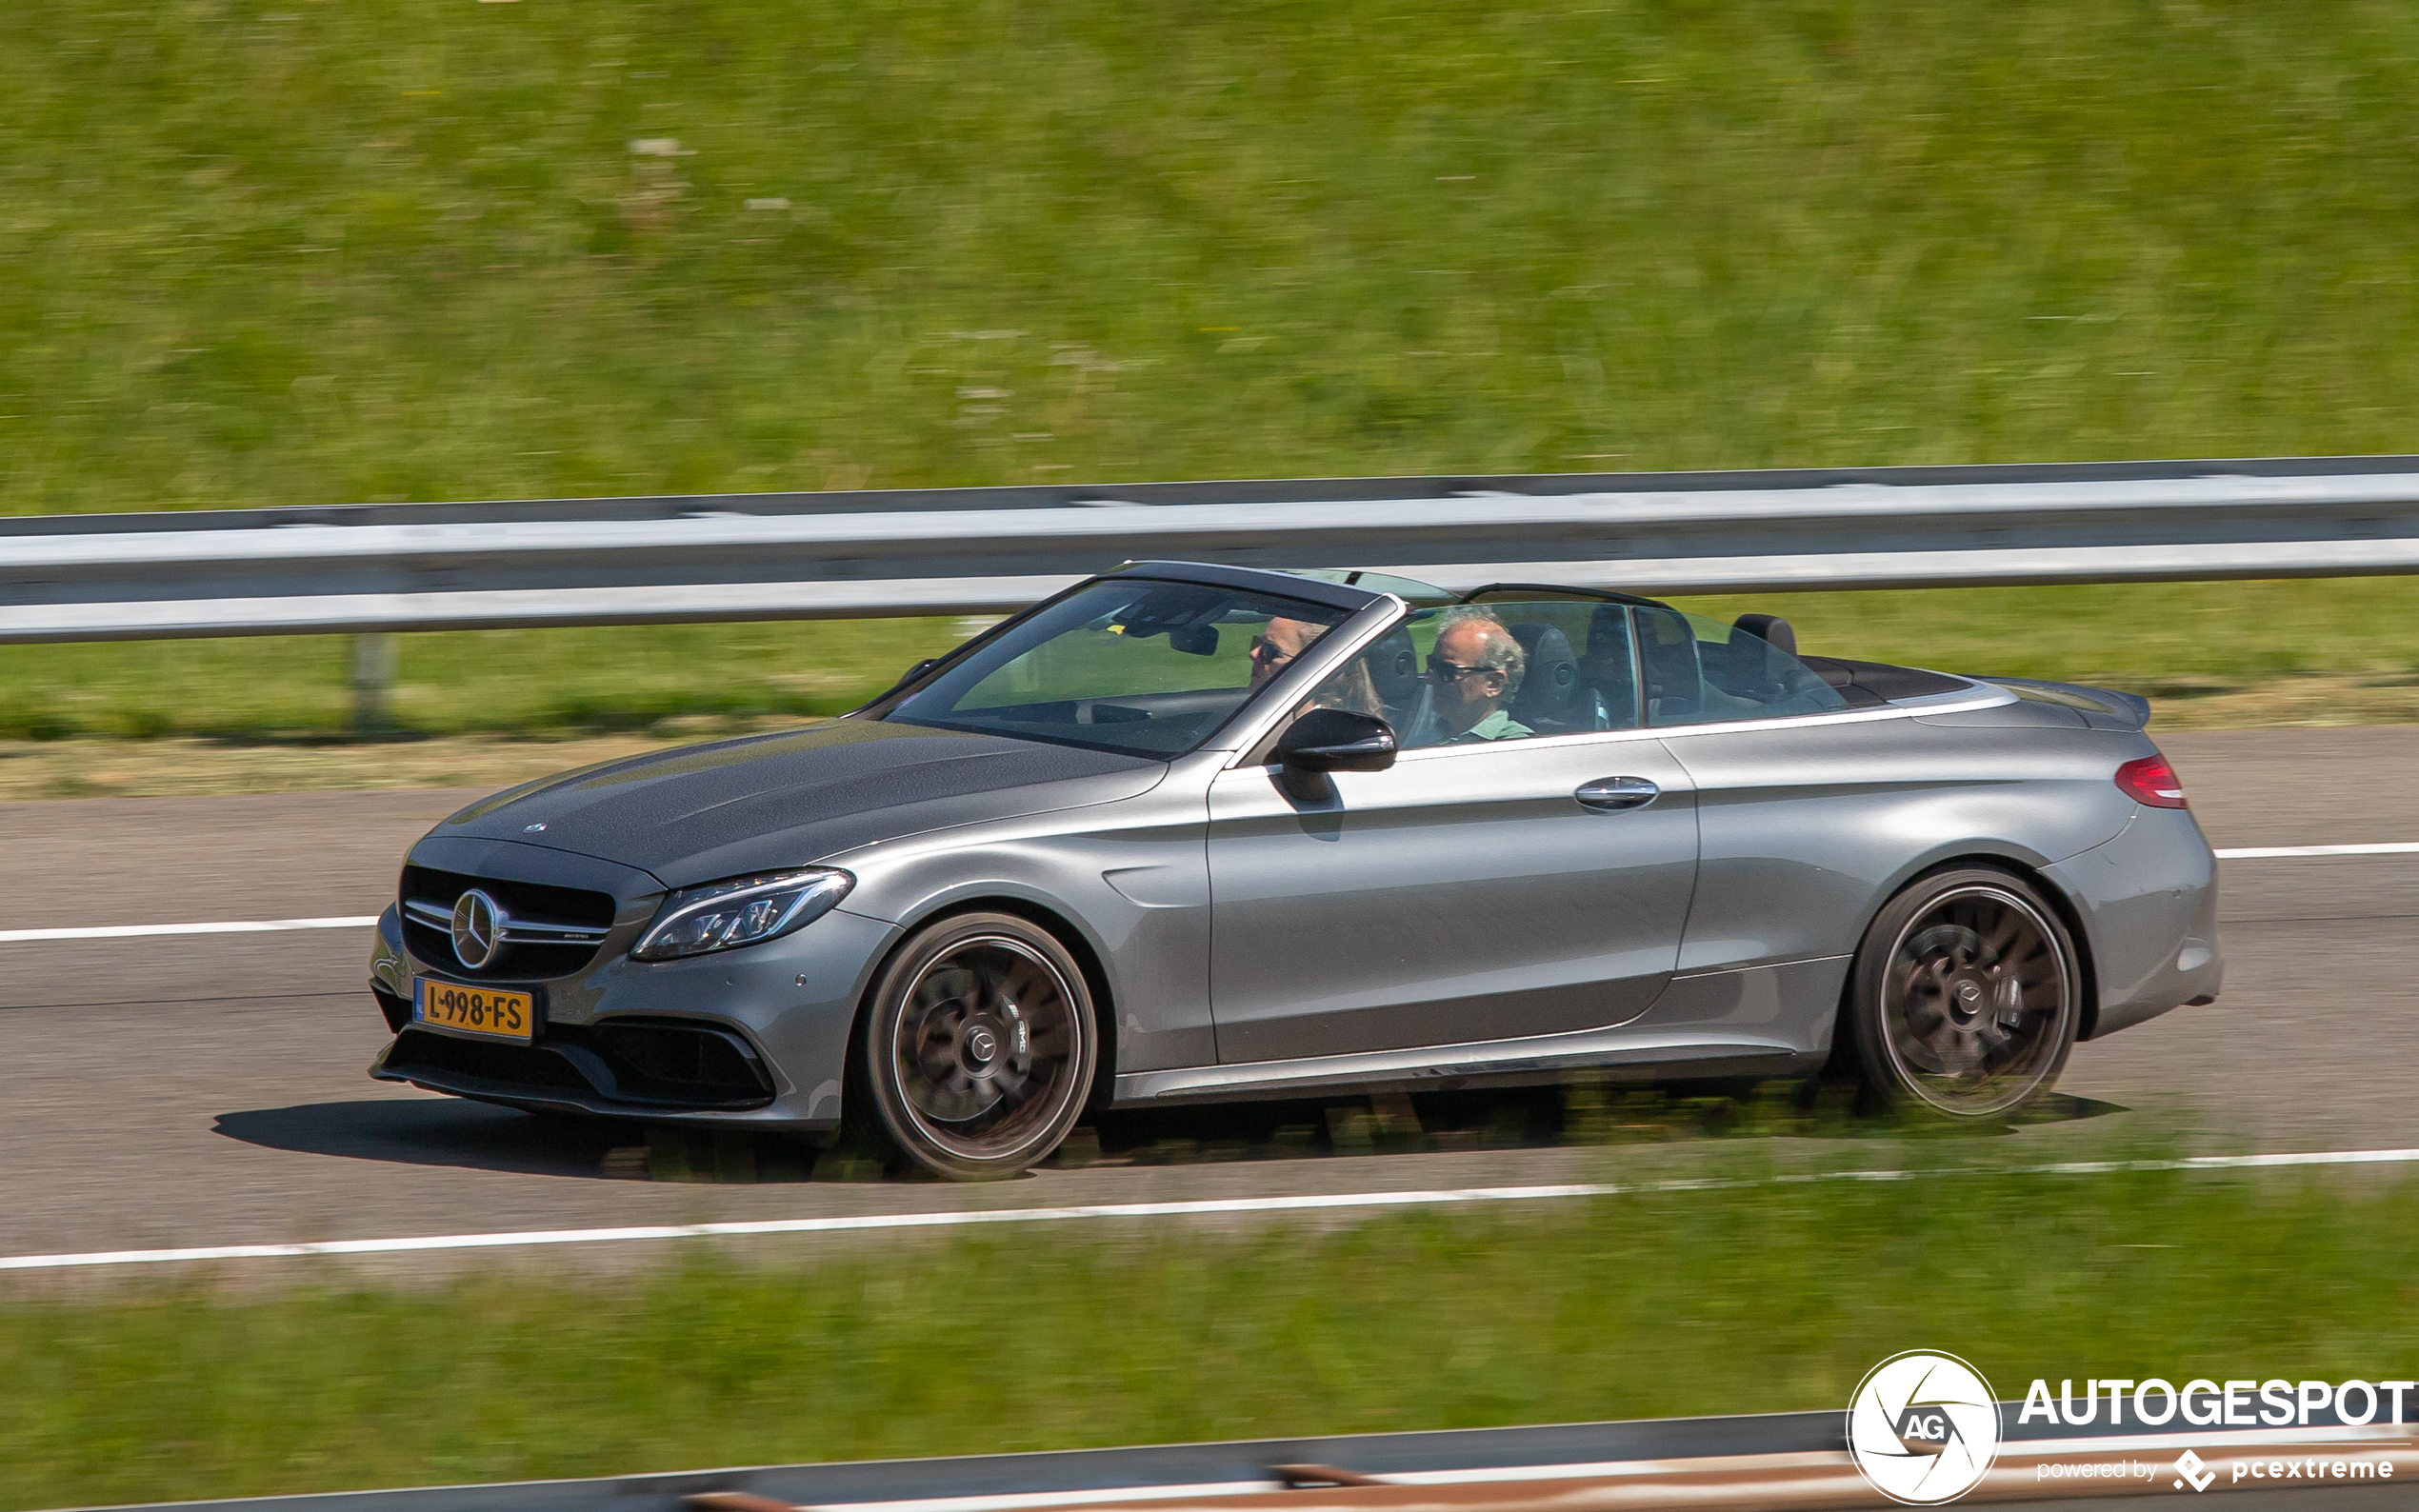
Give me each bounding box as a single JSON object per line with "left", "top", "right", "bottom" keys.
{"left": 1847, "top": 1351, "right": 2002, "bottom": 1504}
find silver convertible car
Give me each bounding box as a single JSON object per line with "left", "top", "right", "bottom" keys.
{"left": 368, "top": 561, "right": 2220, "bottom": 1177}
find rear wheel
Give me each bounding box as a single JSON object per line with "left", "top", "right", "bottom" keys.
{"left": 1843, "top": 867, "right": 2080, "bottom": 1121}
{"left": 850, "top": 912, "right": 1098, "bottom": 1179}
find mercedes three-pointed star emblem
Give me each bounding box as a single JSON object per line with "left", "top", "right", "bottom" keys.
{"left": 450, "top": 888, "right": 506, "bottom": 970}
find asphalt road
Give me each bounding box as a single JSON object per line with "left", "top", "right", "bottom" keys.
{"left": 3, "top": 726, "right": 2417, "bottom": 1270}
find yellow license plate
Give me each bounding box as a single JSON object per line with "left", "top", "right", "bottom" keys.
{"left": 413, "top": 980, "right": 535, "bottom": 1042}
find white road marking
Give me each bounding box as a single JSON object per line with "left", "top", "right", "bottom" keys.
{"left": 2213, "top": 842, "right": 2419, "bottom": 860}
{"left": 7, "top": 1146, "right": 2419, "bottom": 1275}
{"left": 0, "top": 840, "right": 2409, "bottom": 945}
{"left": 0, "top": 915, "right": 379, "bottom": 944}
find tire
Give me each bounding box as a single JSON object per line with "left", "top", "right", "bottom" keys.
{"left": 849, "top": 912, "right": 1100, "bottom": 1180}
{"left": 1842, "top": 866, "right": 2081, "bottom": 1122}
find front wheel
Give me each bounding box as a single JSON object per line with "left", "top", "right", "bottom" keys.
{"left": 1842, "top": 867, "right": 2081, "bottom": 1121}
{"left": 850, "top": 912, "right": 1099, "bottom": 1179}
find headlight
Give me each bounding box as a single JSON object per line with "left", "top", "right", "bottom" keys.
{"left": 631, "top": 868, "right": 854, "bottom": 962}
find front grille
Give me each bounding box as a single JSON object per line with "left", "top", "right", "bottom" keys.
{"left": 382, "top": 1020, "right": 775, "bottom": 1111}
{"left": 400, "top": 864, "right": 617, "bottom": 979}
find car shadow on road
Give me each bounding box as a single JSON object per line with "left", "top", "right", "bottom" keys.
{"left": 213, "top": 1082, "right": 2132, "bottom": 1185}
{"left": 213, "top": 1099, "right": 659, "bottom": 1181}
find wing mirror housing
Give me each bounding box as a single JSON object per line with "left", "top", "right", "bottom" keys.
{"left": 1273, "top": 708, "right": 1397, "bottom": 796}
{"left": 862, "top": 657, "right": 941, "bottom": 711}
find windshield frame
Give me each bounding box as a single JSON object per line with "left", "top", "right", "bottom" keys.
{"left": 855, "top": 567, "right": 1399, "bottom": 761}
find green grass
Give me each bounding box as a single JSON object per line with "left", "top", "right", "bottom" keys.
{"left": 9, "top": 0, "right": 2419, "bottom": 737}
{"left": 9, "top": 0, "right": 2419, "bottom": 507}
{"left": 10, "top": 0, "right": 2419, "bottom": 742}
{"left": 0, "top": 619, "right": 975, "bottom": 742}
{"left": 4, "top": 1152, "right": 2414, "bottom": 1508}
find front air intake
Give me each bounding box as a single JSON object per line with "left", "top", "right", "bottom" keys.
{"left": 593, "top": 1018, "right": 777, "bottom": 1104}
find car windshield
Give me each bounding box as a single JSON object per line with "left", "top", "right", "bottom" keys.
{"left": 880, "top": 578, "right": 1356, "bottom": 757}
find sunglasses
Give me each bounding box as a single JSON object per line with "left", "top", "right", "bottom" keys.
{"left": 1426, "top": 654, "right": 1495, "bottom": 683}
{"left": 1249, "top": 637, "right": 1297, "bottom": 666}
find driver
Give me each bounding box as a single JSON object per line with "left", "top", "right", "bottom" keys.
{"left": 1409, "top": 608, "right": 1531, "bottom": 746}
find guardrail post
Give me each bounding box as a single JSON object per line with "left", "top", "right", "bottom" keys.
{"left": 350, "top": 633, "right": 396, "bottom": 734}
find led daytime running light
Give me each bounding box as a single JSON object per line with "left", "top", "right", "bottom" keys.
{"left": 631, "top": 868, "right": 854, "bottom": 961}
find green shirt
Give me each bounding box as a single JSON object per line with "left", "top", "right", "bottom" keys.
{"left": 1435, "top": 707, "right": 1534, "bottom": 745}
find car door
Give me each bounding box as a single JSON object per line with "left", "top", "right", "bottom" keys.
{"left": 1204, "top": 600, "right": 1699, "bottom": 1064}
{"left": 1206, "top": 737, "right": 1698, "bottom": 1063}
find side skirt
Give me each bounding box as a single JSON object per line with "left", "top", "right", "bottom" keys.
{"left": 1110, "top": 1029, "right": 1822, "bottom": 1108}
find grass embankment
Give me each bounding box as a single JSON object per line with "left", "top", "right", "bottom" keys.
{"left": 2, "top": 1155, "right": 2411, "bottom": 1508}
{"left": 7, "top": 0, "right": 2419, "bottom": 761}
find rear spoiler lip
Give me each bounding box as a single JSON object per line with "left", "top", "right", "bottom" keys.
{"left": 1981, "top": 676, "right": 2152, "bottom": 731}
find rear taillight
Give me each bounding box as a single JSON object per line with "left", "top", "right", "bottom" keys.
{"left": 2115, "top": 753, "right": 2188, "bottom": 809}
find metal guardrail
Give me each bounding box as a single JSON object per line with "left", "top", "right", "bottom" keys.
{"left": 81, "top": 1415, "right": 1838, "bottom": 1512}
{"left": 7, "top": 454, "right": 2419, "bottom": 644}
{"left": 74, "top": 1405, "right": 2418, "bottom": 1512}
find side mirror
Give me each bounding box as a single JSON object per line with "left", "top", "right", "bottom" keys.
{"left": 1273, "top": 708, "right": 1397, "bottom": 795}
{"left": 866, "top": 657, "right": 942, "bottom": 708}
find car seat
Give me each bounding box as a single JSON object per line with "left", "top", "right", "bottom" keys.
{"left": 1634, "top": 607, "right": 1704, "bottom": 724}
{"left": 1580, "top": 604, "right": 1642, "bottom": 729}
{"left": 1707, "top": 612, "right": 1798, "bottom": 705}
{"left": 1505, "top": 623, "right": 1603, "bottom": 735}
{"left": 1359, "top": 625, "right": 1425, "bottom": 726}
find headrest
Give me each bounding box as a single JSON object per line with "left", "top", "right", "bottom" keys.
{"left": 1585, "top": 603, "right": 1632, "bottom": 664}
{"left": 1506, "top": 623, "right": 1582, "bottom": 724}
{"left": 1731, "top": 612, "right": 1796, "bottom": 657}
{"left": 1359, "top": 626, "right": 1423, "bottom": 710}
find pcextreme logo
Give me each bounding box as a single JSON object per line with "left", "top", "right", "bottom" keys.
{"left": 1847, "top": 1351, "right": 2004, "bottom": 1504}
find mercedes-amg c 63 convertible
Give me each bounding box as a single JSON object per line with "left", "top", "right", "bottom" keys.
{"left": 368, "top": 560, "right": 2220, "bottom": 1177}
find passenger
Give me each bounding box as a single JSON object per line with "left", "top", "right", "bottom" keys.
{"left": 1253, "top": 615, "right": 1386, "bottom": 718}
{"left": 1247, "top": 616, "right": 1328, "bottom": 688}
{"left": 1409, "top": 608, "right": 1532, "bottom": 746}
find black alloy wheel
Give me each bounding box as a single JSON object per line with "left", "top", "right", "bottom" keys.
{"left": 1844, "top": 866, "right": 2081, "bottom": 1121}
{"left": 852, "top": 912, "right": 1098, "bottom": 1179}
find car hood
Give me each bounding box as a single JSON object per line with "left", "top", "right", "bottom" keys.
{"left": 431, "top": 719, "right": 1167, "bottom": 887}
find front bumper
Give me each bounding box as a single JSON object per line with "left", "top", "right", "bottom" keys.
{"left": 2041, "top": 806, "right": 2223, "bottom": 1041}
{"left": 369, "top": 898, "right": 901, "bottom": 1130}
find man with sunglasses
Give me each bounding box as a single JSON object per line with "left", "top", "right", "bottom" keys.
{"left": 1409, "top": 608, "right": 1532, "bottom": 746}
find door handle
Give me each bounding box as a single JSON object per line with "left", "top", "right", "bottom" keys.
{"left": 1575, "top": 776, "right": 1659, "bottom": 812}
